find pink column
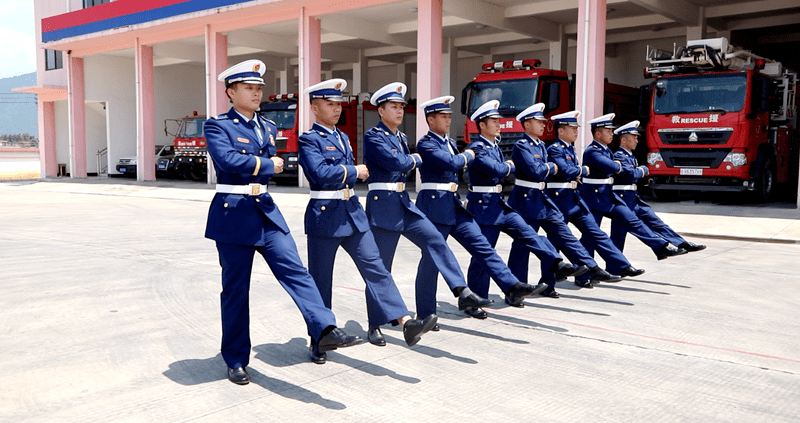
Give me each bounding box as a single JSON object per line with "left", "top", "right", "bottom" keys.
{"left": 135, "top": 38, "right": 156, "bottom": 181}
{"left": 298, "top": 7, "right": 321, "bottom": 189}
{"left": 416, "top": 0, "right": 443, "bottom": 142}
{"left": 575, "top": 0, "right": 606, "bottom": 156}
{"left": 205, "top": 25, "right": 228, "bottom": 185}
{"left": 205, "top": 26, "right": 228, "bottom": 118}
{"left": 298, "top": 6, "right": 321, "bottom": 134}
{"left": 38, "top": 100, "right": 57, "bottom": 177}
{"left": 67, "top": 55, "right": 87, "bottom": 178}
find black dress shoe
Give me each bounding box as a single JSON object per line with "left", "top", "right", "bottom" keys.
{"left": 309, "top": 344, "right": 327, "bottom": 364}
{"left": 656, "top": 244, "right": 688, "bottom": 260}
{"left": 552, "top": 261, "right": 590, "bottom": 279}
{"left": 505, "top": 282, "right": 547, "bottom": 307}
{"left": 403, "top": 314, "right": 438, "bottom": 346}
{"left": 590, "top": 267, "right": 623, "bottom": 283}
{"left": 317, "top": 327, "right": 363, "bottom": 353}
{"left": 679, "top": 241, "right": 707, "bottom": 252}
{"left": 227, "top": 366, "right": 250, "bottom": 385}
{"left": 431, "top": 324, "right": 440, "bottom": 332}
{"left": 539, "top": 287, "right": 560, "bottom": 298}
{"left": 574, "top": 279, "right": 594, "bottom": 288}
{"left": 464, "top": 307, "right": 488, "bottom": 319}
{"left": 617, "top": 266, "right": 645, "bottom": 278}
{"left": 458, "top": 290, "right": 495, "bottom": 310}
{"left": 367, "top": 326, "right": 386, "bottom": 347}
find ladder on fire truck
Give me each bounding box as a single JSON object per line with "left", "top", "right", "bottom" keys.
{"left": 645, "top": 37, "right": 797, "bottom": 127}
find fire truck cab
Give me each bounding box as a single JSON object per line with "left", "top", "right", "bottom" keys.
{"left": 643, "top": 37, "right": 798, "bottom": 201}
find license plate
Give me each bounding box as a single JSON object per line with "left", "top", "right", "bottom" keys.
{"left": 158, "top": 164, "right": 166, "bottom": 169}
{"left": 119, "top": 167, "right": 126, "bottom": 172}
{"left": 680, "top": 168, "right": 703, "bottom": 176}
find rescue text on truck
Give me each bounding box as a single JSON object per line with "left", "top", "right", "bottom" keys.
{"left": 642, "top": 37, "right": 798, "bottom": 201}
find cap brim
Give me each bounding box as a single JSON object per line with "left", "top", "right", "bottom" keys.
{"left": 227, "top": 77, "right": 265, "bottom": 86}
{"left": 312, "top": 95, "right": 346, "bottom": 102}
{"left": 384, "top": 98, "right": 408, "bottom": 104}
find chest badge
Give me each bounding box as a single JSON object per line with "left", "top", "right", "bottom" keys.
{"left": 269, "top": 134, "right": 275, "bottom": 145}
{"left": 237, "top": 137, "right": 250, "bottom": 144}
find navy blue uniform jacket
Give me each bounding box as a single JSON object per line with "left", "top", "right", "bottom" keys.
{"left": 579, "top": 140, "right": 633, "bottom": 213}
{"left": 613, "top": 147, "right": 650, "bottom": 210}
{"left": 508, "top": 134, "right": 559, "bottom": 220}
{"left": 363, "top": 121, "right": 425, "bottom": 231}
{"left": 545, "top": 138, "right": 590, "bottom": 216}
{"left": 465, "top": 136, "right": 516, "bottom": 225}
{"left": 415, "top": 131, "right": 473, "bottom": 226}
{"left": 298, "top": 122, "right": 370, "bottom": 238}
{"left": 204, "top": 108, "right": 286, "bottom": 245}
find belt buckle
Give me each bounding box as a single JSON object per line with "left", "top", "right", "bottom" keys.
{"left": 396, "top": 183, "right": 405, "bottom": 193}
{"left": 343, "top": 188, "right": 351, "bottom": 200}
{"left": 495, "top": 184, "right": 502, "bottom": 193}
{"left": 570, "top": 181, "right": 577, "bottom": 189}
{"left": 450, "top": 182, "right": 458, "bottom": 192}
{"left": 249, "top": 183, "right": 261, "bottom": 196}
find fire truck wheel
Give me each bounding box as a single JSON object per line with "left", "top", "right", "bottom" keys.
{"left": 185, "top": 166, "right": 206, "bottom": 181}
{"left": 754, "top": 157, "right": 775, "bottom": 202}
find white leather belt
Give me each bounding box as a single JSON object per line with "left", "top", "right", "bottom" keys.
{"left": 582, "top": 177, "right": 614, "bottom": 184}
{"left": 612, "top": 184, "right": 637, "bottom": 191}
{"left": 547, "top": 181, "right": 578, "bottom": 189}
{"left": 419, "top": 182, "right": 459, "bottom": 192}
{"left": 368, "top": 182, "right": 406, "bottom": 192}
{"left": 216, "top": 183, "right": 268, "bottom": 196}
{"left": 514, "top": 180, "right": 546, "bottom": 190}
{"left": 309, "top": 189, "right": 355, "bottom": 200}
{"left": 470, "top": 185, "right": 502, "bottom": 194}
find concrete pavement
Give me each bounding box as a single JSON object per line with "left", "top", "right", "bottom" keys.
{"left": 1, "top": 178, "right": 799, "bottom": 422}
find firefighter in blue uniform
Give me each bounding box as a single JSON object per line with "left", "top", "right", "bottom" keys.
{"left": 610, "top": 121, "right": 706, "bottom": 253}
{"left": 506, "top": 104, "right": 622, "bottom": 298}
{"left": 579, "top": 113, "right": 687, "bottom": 262}
{"left": 465, "top": 100, "right": 585, "bottom": 306}
{"left": 414, "top": 95, "right": 540, "bottom": 320}
{"left": 362, "top": 83, "right": 491, "bottom": 339}
{"left": 545, "top": 111, "right": 646, "bottom": 288}
{"left": 204, "top": 61, "right": 361, "bottom": 384}
{"left": 297, "top": 78, "right": 437, "bottom": 354}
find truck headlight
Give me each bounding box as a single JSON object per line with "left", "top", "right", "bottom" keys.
{"left": 723, "top": 152, "right": 747, "bottom": 168}
{"left": 646, "top": 152, "right": 663, "bottom": 166}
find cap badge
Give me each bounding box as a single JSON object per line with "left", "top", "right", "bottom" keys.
{"left": 443, "top": 99, "right": 451, "bottom": 105}
{"left": 334, "top": 82, "right": 342, "bottom": 90}
{"left": 395, "top": 86, "right": 403, "bottom": 93}
{"left": 252, "top": 63, "right": 261, "bottom": 72}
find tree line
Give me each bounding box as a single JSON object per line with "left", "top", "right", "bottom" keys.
{"left": 0, "top": 133, "right": 39, "bottom": 147}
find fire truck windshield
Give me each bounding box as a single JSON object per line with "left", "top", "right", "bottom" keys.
{"left": 180, "top": 118, "right": 204, "bottom": 137}
{"left": 653, "top": 73, "right": 747, "bottom": 115}
{"left": 259, "top": 102, "right": 297, "bottom": 129}
{"left": 467, "top": 78, "right": 538, "bottom": 117}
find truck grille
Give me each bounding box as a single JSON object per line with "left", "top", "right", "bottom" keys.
{"left": 658, "top": 128, "right": 733, "bottom": 145}
{"left": 659, "top": 148, "right": 730, "bottom": 168}
{"left": 275, "top": 137, "right": 288, "bottom": 150}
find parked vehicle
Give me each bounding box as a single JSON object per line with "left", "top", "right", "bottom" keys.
{"left": 164, "top": 113, "right": 207, "bottom": 181}
{"left": 642, "top": 37, "right": 798, "bottom": 201}
{"left": 116, "top": 144, "right": 174, "bottom": 176}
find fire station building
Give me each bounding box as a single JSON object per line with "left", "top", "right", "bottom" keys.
{"left": 16, "top": 0, "right": 800, "bottom": 184}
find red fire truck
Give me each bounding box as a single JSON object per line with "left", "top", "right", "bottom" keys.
{"left": 258, "top": 93, "right": 417, "bottom": 185}
{"left": 163, "top": 113, "right": 207, "bottom": 181}
{"left": 642, "top": 37, "right": 798, "bottom": 201}
{"left": 460, "top": 59, "right": 641, "bottom": 159}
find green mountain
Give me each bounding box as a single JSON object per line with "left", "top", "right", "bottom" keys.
{"left": 0, "top": 72, "right": 38, "bottom": 137}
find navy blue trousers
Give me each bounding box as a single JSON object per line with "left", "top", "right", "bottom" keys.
{"left": 508, "top": 211, "right": 598, "bottom": 288}
{"left": 216, "top": 236, "right": 337, "bottom": 369}
{"left": 611, "top": 202, "right": 685, "bottom": 251}
{"left": 307, "top": 230, "right": 409, "bottom": 327}
{"left": 559, "top": 206, "right": 631, "bottom": 280}
{"left": 583, "top": 204, "right": 667, "bottom": 259}
{"left": 414, "top": 211, "right": 520, "bottom": 319}
{"left": 467, "top": 209, "right": 560, "bottom": 299}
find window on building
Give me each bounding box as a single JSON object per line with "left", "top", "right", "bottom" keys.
{"left": 45, "top": 49, "right": 63, "bottom": 71}
{"left": 83, "top": 0, "right": 111, "bottom": 8}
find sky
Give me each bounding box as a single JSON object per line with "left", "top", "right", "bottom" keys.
{"left": 0, "top": 1, "right": 37, "bottom": 79}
